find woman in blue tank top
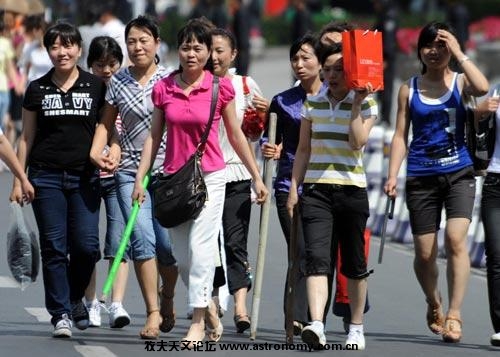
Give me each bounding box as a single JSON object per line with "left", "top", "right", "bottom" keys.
{"left": 384, "top": 22, "right": 488, "bottom": 343}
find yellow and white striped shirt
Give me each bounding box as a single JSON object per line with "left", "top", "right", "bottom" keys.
{"left": 302, "top": 89, "right": 378, "bottom": 187}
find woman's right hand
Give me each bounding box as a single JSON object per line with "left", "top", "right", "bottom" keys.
{"left": 261, "top": 142, "right": 281, "bottom": 160}
{"left": 384, "top": 176, "right": 398, "bottom": 198}
{"left": 477, "top": 96, "right": 500, "bottom": 115}
{"left": 131, "top": 180, "right": 146, "bottom": 205}
{"left": 286, "top": 190, "right": 298, "bottom": 218}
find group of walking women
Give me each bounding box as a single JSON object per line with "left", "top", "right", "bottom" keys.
{"left": 4, "top": 8, "right": 500, "bottom": 351}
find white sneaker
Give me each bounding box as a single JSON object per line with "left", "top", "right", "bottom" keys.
{"left": 86, "top": 300, "right": 101, "bottom": 327}
{"left": 346, "top": 328, "right": 366, "bottom": 350}
{"left": 491, "top": 332, "right": 500, "bottom": 346}
{"left": 301, "top": 321, "right": 326, "bottom": 350}
{"left": 109, "top": 303, "right": 130, "bottom": 328}
{"left": 53, "top": 313, "right": 72, "bottom": 338}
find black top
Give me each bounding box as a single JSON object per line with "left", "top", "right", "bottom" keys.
{"left": 23, "top": 67, "right": 106, "bottom": 173}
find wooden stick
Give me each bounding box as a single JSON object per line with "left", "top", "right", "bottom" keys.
{"left": 250, "top": 113, "right": 277, "bottom": 340}
{"left": 285, "top": 205, "right": 299, "bottom": 343}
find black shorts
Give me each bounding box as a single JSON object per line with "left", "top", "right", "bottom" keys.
{"left": 300, "top": 183, "right": 370, "bottom": 280}
{"left": 405, "top": 166, "right": 475, "bottom": 235}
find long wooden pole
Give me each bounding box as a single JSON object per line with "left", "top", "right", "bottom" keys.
{"left": 250, "top": 113, "right": 277, "bottom": 340}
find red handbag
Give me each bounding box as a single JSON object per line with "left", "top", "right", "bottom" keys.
{"left": 240, "top": 76, "right": 266, "bottom": 141}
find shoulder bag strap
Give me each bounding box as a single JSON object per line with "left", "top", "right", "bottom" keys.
{"left": 196, "top": 75, "right": 220, "bottom": 155}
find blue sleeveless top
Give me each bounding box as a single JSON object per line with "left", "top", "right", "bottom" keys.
{"left": 407, "top": 73, "right": 472, "bottom": 176}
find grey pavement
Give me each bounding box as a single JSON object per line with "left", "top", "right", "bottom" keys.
{"left": 0, "top": 47, "right": 497, "bottom": 356}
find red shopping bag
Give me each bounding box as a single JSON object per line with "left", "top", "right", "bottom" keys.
{"left": 342, "top": 30, "right": 384, "bottom": 90}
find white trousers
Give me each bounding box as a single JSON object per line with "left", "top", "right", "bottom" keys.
{"left": 169, "top": 169, "right": 226, "bottom": 308}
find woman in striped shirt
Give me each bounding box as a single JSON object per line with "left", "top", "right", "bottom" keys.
{"left": 287, "top": 43, "right": 378, "bottom": 350}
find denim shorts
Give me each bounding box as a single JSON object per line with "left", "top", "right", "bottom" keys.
{"left": 0, "top": 90, "right": 10, "bottom": 131}
{"left": 100, "top": 176, "right": 128, "bottom": 260}
{"left": 114, "top": 171, "right": 176, "bottom": 266}
{"left": 405, "top": 166, "right": 475, "bottom": 235}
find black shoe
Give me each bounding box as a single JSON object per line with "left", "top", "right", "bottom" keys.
{"left": 71, "top": 300, "right": 89, "bottom": 330}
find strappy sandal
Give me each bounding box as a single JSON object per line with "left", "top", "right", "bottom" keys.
{"left": 182, "top": 324, "right": 206, "bottom": 349}
{"left": 234, "top": 314, "right": 251, "bottom": 333}
{"left": 206, "top": 301, "right": 224, "bottom": 342}
{"left": 442, "top": 316, "right": 462, "bottom": 343}
{"left": 426, "top": 296, "right": 445, "bottom": 335}
{"left": 139, "top": 309, "right": 161, "bottom": 340}
{"left": 159, "top": 287, "right": 176, "bottom": 333}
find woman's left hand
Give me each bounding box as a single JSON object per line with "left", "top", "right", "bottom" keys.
{"left": 353, "top": 82, "right": 377, "bottom": 104}
{"left": 252, "top": 179, "right": 269, "bottom": 205}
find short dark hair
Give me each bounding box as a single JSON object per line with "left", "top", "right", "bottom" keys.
{"left": 176, "top": 18, "right": 213, "bottom": 50}
{"left": 176, "top": 18, "right": 214, "bottom": 71}
{"left": 87, "top": 36, "right": 124, "bottom": 68}
{"left": 125, "top": 15, "right": 161, "bottom": 64}
{"left": 319, "top": 43, "right": 343, "bottom": 66}
{"left": 125, "top": 15, "right": 160, "bottom": 41}
{"left": 43, "top": 21, "right": 82, "bottom": 49}
{"left": 318, "top": 21, "right": 354, "bottom": 41}
{"left": 289, "top": 32, "right": 319, "bottom": 61}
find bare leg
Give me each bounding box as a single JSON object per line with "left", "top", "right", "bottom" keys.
{"left": 234, "top": 287, "right": 248, "bottom": 317}
{"left": 110, "top": 260, "right": 129, "bottom": 303}
{"left": 306, "top": 275, "right": 329, "bottom": 322}
{"left": 158, "top": 264, "right": 178, "bottom": 332}
{"left": 134, "top": 258, "right": 161, "bottom": 338}
{"left": 347, "top": 278, "right": 367, "bottom": 324}
{"left": 444, "top": 217, "right": 471, "bottom": 319}
{"left": 413, "top": 232, "right": 441, "bottom": 305}
{"left": 184, "top": 307, "right": 206, "bottom": 344}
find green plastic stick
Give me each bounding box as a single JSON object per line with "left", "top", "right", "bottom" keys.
{"left": 101, "top": 173, "right": 150, "bottom": 301}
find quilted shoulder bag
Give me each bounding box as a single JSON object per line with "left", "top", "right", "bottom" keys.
{"left": 153, "top": 76, "right": 219, "bottom": 228}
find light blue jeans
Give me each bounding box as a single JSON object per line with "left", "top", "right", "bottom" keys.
{"left": 114, "top": 171, "right": 176, "bottom": 266}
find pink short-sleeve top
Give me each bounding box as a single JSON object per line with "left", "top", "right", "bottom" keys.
{"left": 152, "top": 70, "right": 235, "bottom": 174}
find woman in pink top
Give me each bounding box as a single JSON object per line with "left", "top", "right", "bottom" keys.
{"left": 133, "top": 18, "right": 267, "bottom": 346}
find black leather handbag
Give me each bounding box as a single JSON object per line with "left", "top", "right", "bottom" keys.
{"left": 153, "top": 76, "right": 219, "bottom": 228}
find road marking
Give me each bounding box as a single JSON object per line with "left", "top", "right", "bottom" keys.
{"left": 75, "top": 346, "right": 118, "bottom": 357}
{"left": 25, "top": 307, "right": 51, "bottom": 322}
{"left": 0, "top": 275, "right": 20, "bottom": 288}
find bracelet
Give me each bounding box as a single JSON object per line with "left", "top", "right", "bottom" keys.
{"left": 459, "top": 56, "right": 470, "bottom": 65}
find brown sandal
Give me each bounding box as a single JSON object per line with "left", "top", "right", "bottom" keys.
{"left": 140, "top": 309, "right": 161, "bottom": 340}
{"left": 159, "top": 287, "right": 176, "bottom": 333}
{"left": 442, "top": 316, "right": 462, "bottom": 343}
{"left": 426, "top": 297, "right": 445, "bottom": 335}
{"left": 234, "top": 314, "right": 251, "bottom": 333}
